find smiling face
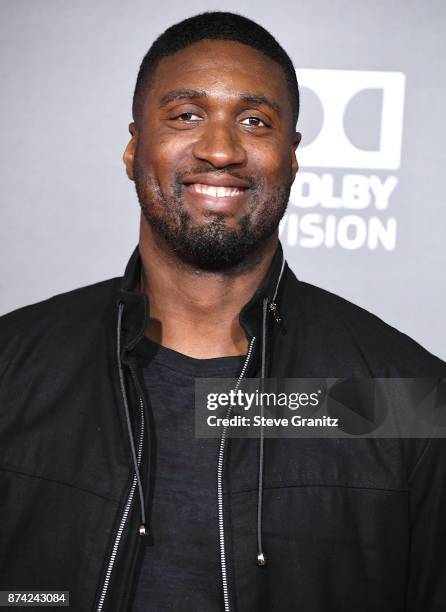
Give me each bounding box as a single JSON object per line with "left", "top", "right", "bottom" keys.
{"left": 124, "top": 39, "right": 301, "bottom": 270}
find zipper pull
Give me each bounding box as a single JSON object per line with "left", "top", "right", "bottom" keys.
{"left": 269, "top": 301, "right": 281, "bottom": 324}
{"left": 269, "top": 301, "right": 286, "bottom": 334}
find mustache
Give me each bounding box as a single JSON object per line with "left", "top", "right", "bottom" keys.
{"left": 174, "top": 167, "right": 260, "bottom": 190}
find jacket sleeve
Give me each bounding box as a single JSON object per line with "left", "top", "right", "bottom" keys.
{"left": 405, "top": 437, "right": 446, "bottom": 611}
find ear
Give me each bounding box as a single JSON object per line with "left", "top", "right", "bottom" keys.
{"left": 123, "top": 122, "right": 138, "bottom": 181}
{"left": 290, "top": 131, "right": 302, "bottom": 181}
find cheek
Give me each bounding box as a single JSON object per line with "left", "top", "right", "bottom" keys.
{"left": 137, "top": 138, "right": 165, "bottom": 171}
{"left": 137, "top": 134, "right": 190, "bottom": 188}
{"left": 250, "top": 141, "right": 292, "bottom": 186}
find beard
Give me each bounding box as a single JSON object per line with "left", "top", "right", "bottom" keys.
{"left": 133, "top": 158, "right": 292, "bottom": 272}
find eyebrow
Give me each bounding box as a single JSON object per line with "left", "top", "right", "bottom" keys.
{"left": 159, "top": 88, "right": 282, "bottom": 115}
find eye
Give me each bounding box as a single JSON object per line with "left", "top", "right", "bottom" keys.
{"left": 240, "top": 116, "right": 269, "bottom": 127}
{"left": 171, "top": 112, "right": 203, "bottom": 122}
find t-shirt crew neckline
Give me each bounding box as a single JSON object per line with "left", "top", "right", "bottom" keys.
{"left": 134, "top": 335, "right": 247, "bottom": 377}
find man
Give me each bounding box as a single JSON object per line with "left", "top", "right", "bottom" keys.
{"left": 1, "top": 11, "right": 445, "bottom": 612}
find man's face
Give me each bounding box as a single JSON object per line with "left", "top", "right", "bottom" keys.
{"left": 124, "top": 39, "right": 301, "bottom": 270}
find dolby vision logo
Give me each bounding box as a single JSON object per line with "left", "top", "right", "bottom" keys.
{"left": 297, "top": 69, "right": 405, "bottom": 170}
{"left": 282, "top": 69, "right": 406, "bottom": 251}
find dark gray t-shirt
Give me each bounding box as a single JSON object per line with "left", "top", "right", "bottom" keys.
{"left": 131, "top": 337, "right": 245, "bottom": 612}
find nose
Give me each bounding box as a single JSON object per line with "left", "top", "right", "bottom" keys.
{"left": 192, "top": 119, "right": 247, "bottom": 168}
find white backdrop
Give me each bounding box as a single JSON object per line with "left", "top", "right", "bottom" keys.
{"left": 1, "top": 0, "right": 445, "bottom": 358}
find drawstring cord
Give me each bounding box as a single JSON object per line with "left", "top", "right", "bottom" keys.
{"left": 117, "top": 302, "right": 147, "bottom": 534}
{"left": 256, "top": 255, "right": 286, "bottom": 567}
{"left": 256, "top": 296, "right": 269, "bottom": 567}
{"left": 117, "top": 253, "right": 286, "bottom": 557}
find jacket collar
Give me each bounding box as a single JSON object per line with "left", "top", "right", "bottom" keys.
{"left": 117, "top": 242, "right": 288, "bottom": 352}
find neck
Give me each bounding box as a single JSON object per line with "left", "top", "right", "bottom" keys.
{"left": 138, "top": 216, "right": 278, "bottom": 359}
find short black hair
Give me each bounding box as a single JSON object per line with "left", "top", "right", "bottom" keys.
{"left": 132, "top": 11, "right": 299, "bottom": 130}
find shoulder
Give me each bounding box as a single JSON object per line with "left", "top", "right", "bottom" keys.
{"left": 0, "top": 278, "right": 121, "bottom": 376}
{"left": 0, "top": 277, "right": 120, "bottom": 334}
{"left": 282, "top": 268, "right": 446, "bottom": 376}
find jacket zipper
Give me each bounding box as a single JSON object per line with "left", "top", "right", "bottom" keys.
{"left": 101, "top": 256, "right": 285, "bottom": 611}
{"left": 217, "top": 255, "right": 286, "bottom": 609}
{"left": 217, "top": 337, "right": 256, "bottom": 612}
{"left": 96, "top": 371, "right": 145, "bottom": 612}
{"left": 269, "top": 256, "right": 286, "bottom": 330}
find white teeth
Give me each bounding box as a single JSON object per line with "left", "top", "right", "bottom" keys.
{"left": 190, "top": 183, "right": 243, "bottom": 197}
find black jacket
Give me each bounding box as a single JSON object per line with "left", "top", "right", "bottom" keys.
{"left": 1, "top": 243, "right": 446, "bottom": 612}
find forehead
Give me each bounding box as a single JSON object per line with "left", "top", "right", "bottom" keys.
{"left": 148, "top": 39, "right": 290, "bottom": 108}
